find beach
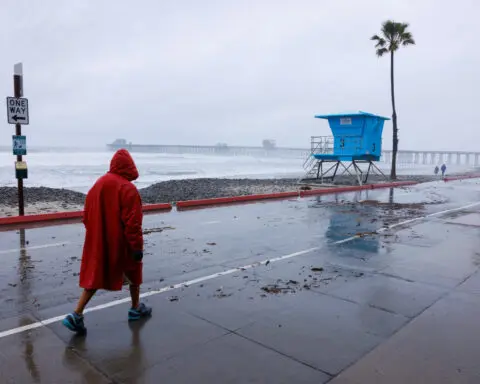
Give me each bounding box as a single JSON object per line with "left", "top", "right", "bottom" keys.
{"left": 0, "top": 179, "right": 299, "bottom": 217}
{"left": 0, "top": 174, "right": 450, "bottom": 217}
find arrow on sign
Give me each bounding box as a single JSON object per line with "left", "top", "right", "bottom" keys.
{"left": 12, "top": 115, "right": 26, "bottom": 122}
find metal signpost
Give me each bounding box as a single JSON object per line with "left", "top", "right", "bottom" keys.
{"left": 6, "top": 63, "right": 29, "bottom": 216}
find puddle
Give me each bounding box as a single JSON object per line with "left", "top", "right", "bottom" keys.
{"left": 358, "top": 200, "right": 424, "bottom": 210}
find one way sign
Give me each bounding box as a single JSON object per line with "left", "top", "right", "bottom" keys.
{"left": 6, "top": 97, "right": 29, "bottom": 125}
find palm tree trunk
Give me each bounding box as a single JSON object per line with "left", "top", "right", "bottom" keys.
{"left": 390, "top": 50, "right": 398, "bottom": 180}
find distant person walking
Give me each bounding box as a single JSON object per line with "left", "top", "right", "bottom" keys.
{"left": 63, "top": 149, "right": 152, "bottom": 335}
{"left": 434, "top": 166, "right": 439, "bottom": 175}
{"left": 441, "top": 164, "right": 447, "bottom": 177}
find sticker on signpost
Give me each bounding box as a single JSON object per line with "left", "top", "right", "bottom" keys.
{"left": 12, "top": 135, "right": 27, "bottom": 156}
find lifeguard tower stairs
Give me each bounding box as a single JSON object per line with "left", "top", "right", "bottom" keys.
{"left": 300, "top": 111, "right": 390, "bottom": 186}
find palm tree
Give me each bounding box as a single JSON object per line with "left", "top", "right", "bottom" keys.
{"left": 371, "top": 21, "right": 415, "bottom": 179}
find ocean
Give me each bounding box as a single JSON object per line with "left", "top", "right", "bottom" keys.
{"left": 0, "top": 149, "right": 474, "bottom": 193}
{"left": 0, "top": 150, "right": 306, "bottom": 193}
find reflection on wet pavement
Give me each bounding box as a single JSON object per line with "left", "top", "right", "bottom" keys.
{"left": 17, "top": 229, "right": 41, "bottom": 383}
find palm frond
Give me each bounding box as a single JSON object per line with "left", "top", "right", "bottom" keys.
{"left": 377, "top": 38, "right": 387, "bottom": 48}
{"left": 402, "top": 38, "right": 415, "bottom": 46}
{"left": 381, "top": 20, "right": 397, "bottom": 40}
{"left": 398, "top": 22, "right": 409, "bottom": 35}
{"left": 376, "top": 47, "right": 388, "bottom": 57}
{"left": 371, "top": 34, "right": 386, "bottom": 48}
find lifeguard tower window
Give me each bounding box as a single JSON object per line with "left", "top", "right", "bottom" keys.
{"left": 301, "top": 111, "right": 390, "bottom": 186}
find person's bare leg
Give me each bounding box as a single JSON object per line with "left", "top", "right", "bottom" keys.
{"left": 130, "top": 285, "right": 140, "bottom": 309}
{"left": 74, "top": 289, "right": 97, "bottom": 315}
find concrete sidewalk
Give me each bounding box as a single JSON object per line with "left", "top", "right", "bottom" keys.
{"left": 1, "top": 180, "right": 480, "bottom": 383}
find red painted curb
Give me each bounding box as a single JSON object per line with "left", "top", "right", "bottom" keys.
{"left": 142, "top": 203, "right": 173, "bottom": 212}
{"left": 176, "top": 181, "right": 418, "bottom": 208}
{"left": 0, "top": 210, "right": 84, "bottom": 226}
{"left": 444, "top": 175, "right": 480, "bottom": 182}
{"left": 176, "top": 191, "right": 300, "bottom": 208}
{"left": 370, "top": 180, "right": 418, "bottom": 189}
{"left": 300, "top": 185, "right": 371, "bottom": 197}
{"left": 0, "top": 203, "right": 173, "bottom": 227}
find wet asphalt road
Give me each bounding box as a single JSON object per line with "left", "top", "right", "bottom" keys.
{"left": 1, "top": 179, "right": 480, "bottom": 383}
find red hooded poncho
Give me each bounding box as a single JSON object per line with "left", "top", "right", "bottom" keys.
{"left": 79, "top": 149, "right": 143, "bottom": 291}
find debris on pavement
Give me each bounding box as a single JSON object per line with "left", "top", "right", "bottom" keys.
{"left": 355, "top": 231, "right": 378, "bottom": 237}
{"left": 261, "top": 283, "right": 296, "bottom": 294}
{"left": 143, "top": 226, "right": 175, "bottom": 235}
{"left": 214, "top": 291, "right": 233, "bottom": 299}
{"left": 213, "top": 286, "right": 233, "bottom": 298}
{"left": 261, "top": 285, "right": 283, "bottom": 294}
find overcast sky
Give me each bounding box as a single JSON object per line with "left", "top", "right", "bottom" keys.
{"left": 0, "top": 0, "right": 478, "bottom": 151}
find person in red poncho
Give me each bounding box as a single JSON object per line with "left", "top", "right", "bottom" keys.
{"left": 63, "top": 149, "right": 152, "bottom": 335}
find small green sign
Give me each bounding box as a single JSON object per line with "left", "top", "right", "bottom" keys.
{"left": 12, "top": 135, "right": 26, "bottom": 156}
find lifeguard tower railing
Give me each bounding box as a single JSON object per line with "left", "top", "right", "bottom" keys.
{"left": 303, "top": 136, "right": 334, "bottom": 170}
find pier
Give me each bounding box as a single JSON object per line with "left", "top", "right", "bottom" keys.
{"left": 107, "top": 141, "right": 480, "bottom": 166}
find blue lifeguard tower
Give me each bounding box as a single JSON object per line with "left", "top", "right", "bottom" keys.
{"left": 301, "top": 111, "right": 390, "bottom": 185}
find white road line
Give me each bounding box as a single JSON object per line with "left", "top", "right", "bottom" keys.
{"left": 335, "top": 201, "right": 480, "bottom": 243}
{"left": 0, "top": 241, "right": 71, "bottom": 255}
{"left": 0, "top": 200, "right": 479, "bottom": 339}
{"left": 385, "top": 201, "right": 480, "bottom": 231}
{"left": 334, "top": 235, "right": 360, "bottom": 245}
{"left": 201, "top": 220, "right": 221, "bottom": 225}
